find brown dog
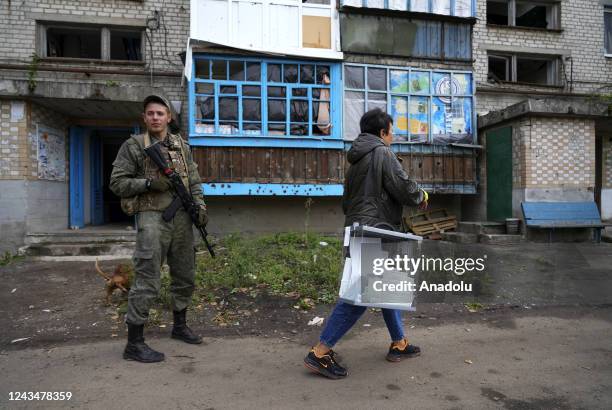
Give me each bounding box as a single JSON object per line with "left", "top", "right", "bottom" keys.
{"left": 95, "top": 259, "right": 132, "bottom": 305}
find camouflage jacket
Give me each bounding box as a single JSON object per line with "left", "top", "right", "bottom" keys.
{"left": 109, "top": 132, "right": 204, "bottom": 215}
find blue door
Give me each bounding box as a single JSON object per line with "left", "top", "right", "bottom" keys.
{"left": 69, "top": 126, "right": 85, "bottom": 229}
{"left": 90, "top": 132, "right": 104, "bottom": 225}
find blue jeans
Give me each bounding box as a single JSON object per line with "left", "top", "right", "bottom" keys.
{"left": 319, "top": 302, "right": 404, "bottom": 348}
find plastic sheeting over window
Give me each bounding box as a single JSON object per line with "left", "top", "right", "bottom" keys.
{"left": 344, "top": 64, "right": 474, "bottom": 144}
{"left": 340, "top": 0, "right": 475, "bottom": 17}
{"left": 340, "top": 13, "right": 472, "bottom": 60}
{"left": 192, "top": 57, "right": 335, "bottom": 138}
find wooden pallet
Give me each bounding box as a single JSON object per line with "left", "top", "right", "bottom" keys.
{"left": 404, "top": 209, "right": 457, "bottom": 237}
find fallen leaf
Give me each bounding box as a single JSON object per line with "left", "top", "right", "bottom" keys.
{"left": 11, "top": 338, "right": 30, "bottom": 344}
{"left": 363, "top": 323, "right": 371, "bottom": 327}
{"left": 464, "top": 359, "right": 473, "bottom": 365}
{"left": 111, "top": 334, "right": 118, "bottom": 338}
{"left": 42, "top": 309, "right": 51, "bottom": 313}
{"left": 11, "top": 288, "right": 17, "bottom": 293}
{"left": 159, "top": 324, "right": 166, "bottom": 328}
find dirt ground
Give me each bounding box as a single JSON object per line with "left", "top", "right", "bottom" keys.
{"left": 1, "top": 241, "right": 612, "bottom": 409}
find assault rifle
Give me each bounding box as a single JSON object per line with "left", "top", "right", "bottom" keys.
{"left": 144, "top": 142, "right": 215, "bottom": 257}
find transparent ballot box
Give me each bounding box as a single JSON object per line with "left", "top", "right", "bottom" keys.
{"left": 339, "top": 224, "right": 423, "bottom": 311}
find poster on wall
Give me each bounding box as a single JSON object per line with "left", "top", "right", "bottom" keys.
{"left": 37, "top": 125, "right": 66, "bottom": 181}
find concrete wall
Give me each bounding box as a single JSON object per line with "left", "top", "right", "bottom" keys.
{"left": 0, "top": 179, "right": 68, "bottom": 254}
{"left": 0, "top": 181, "right": 27, "bottom": 254}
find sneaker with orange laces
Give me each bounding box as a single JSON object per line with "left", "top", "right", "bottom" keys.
{"left": 304, "top": 348, "right": 348, "bottom": 379}
{"left": 386, "top": 341, "right": 421, "bottom": 362}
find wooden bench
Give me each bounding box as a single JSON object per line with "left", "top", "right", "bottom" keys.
{"left": 521, "top": 202, "right": 607, "bottom": 243}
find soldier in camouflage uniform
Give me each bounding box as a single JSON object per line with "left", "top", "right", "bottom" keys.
{"left": 110, "top": 95, "right": 208, "bottom": 363}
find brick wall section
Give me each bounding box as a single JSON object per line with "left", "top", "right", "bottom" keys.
{"left": 511, "top": 117, "right": 596, "bottom": 190}
{"left": 0, "top": 101, "right": 29, "bottom": 179}
{"left": 473, "top": 0, "right": 612, "bottom": 96}
{"left": 0, "top": 0, "right": 189, "bottom": 73}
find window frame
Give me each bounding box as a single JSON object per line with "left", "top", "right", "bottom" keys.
{"left": 486, "top": 0, "right": 561, "bottom": 31}
{"left": 606, "top": 7, "right": 612, "bottom": 57}
{"left": 340, "top": 0, "right": 476, "bottom": 18}
{"left": 487, "top": 52, "right": 562, "bottom": 86}
{"left": 189, "top": 55, "right": 343, "bottom": 149}
{"left": 37, "top": 22, "right": 145, "bottom": 63}
{"left": 343, "top": 63, "right": 476, "bottom": 145}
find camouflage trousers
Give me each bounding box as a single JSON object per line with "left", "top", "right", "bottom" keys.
{"left": 126, "top": 210, "right": 195, "bottom": 325}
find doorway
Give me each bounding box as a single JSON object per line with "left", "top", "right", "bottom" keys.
{"left": 70, "top": 126, "right": 136, "bottom": 229}
{"left": 486, "top": 126, "right": 513, "bottom": 221}
{"left": 97, "top": 130, "right": 132, "bottom": 224}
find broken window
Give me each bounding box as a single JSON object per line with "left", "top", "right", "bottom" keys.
{"left": 46, "top": 26, "right": 101, "bottom": 59}
{"left": 606, "top": 8, "right": 612, "bottom": 55}
{"left": 42, "top": 23, "right": 143, "bottom": 61}
{"left": 192, "top": 57, "right": 336, "bottom": 138}
{"left": 343, "top": 64, "right": 475, "bottom": 144}
{"left": 488, "top": 52, "right": 561, "bottom": 86}
{"left": 516, "top": 55, "right": 558, "bottom": 85}
{"left": 488, "top": 55, "right": 511, "bottom": 82}
{"left": 110, "top": 29, "right": 142, "bottom": 61}
{"left": 486, "top": 0, "right": 560, "bottom": 29}
{"left": 486, "top": 1, "right": 509, "bottom": 25}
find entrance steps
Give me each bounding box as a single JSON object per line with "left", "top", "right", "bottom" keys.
{"left": 23, "top": 228, "right": 135, "bottom": 258}
{"left": 441, "top": 221, "right": 523, "bottom": 245}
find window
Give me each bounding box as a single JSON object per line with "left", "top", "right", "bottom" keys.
{"left": 110, "top": 29, "right": 142, "bottom": 61}
{"left": 606, "top": 7, "right": 612, "bottom": 56}
{"left": 343, "top": 64, "right": 474, "bottom": 144}
{"left": 40, "top": 23, "right": 143, "bottom": 61}
{"left": 486, "top": 0, "right": 560, "bottom": 30}
{"left": 191, "top": 57, "right": 340, "bottom": 142}
{"left": 341, "top": 0, "right": 475, "bottom": 17}
{"left": 487, "top": 53, "right": 561, "bottom": 86}
{"left": 46, "top": 26, "right": 102, "bottom": 59}
{"left": 340, "top": 14, "right": 472, "bottom": 60}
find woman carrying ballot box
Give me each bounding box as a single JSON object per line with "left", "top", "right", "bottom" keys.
{"left": 303, "top": 108, "right": 429, "bottom": 380}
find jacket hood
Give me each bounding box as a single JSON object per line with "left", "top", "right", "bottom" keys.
{"left": 347, "top": 133, "right": 386, "bottom": 164}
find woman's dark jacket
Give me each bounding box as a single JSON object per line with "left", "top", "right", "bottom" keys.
{"left": 342, "top": 133, "right": 423, "bottom": 228}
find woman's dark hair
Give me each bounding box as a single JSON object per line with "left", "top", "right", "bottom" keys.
{"left": 359, "top": 108, "right": 393, "bottom": 137}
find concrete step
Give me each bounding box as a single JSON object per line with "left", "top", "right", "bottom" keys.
{"left": 440, "top": 232, "right": 479, "bottom": 244}
{"left": 24, "top": 242, "right": 135, "bottom": 257}
{"left": 458, "top": 222, "right": 507, "bottom": 235}
{"left": 478, "top": 234, "right": 523, "bottom": 245}
{"left": 25, "top": 230, "right": 136, "bottom": 245}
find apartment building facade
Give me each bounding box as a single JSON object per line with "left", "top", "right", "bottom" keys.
{"left": 2, "top": 0, "right": 610, "bottom": 253}
{"left": 0, "top": 0, "right": 190, "bottom": 253}
{"left": 471, "top": 0, "right": 612, "bottom": 224}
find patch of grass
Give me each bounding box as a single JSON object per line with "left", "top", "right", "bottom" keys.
{"left": 465, "top": 302, "right": 484, "bottom": 312}
{"left": 0, "top": 252, "right": 24, "bottom": 267}
{"left": 194, "top": 232, "right": 342, "bottom": 304}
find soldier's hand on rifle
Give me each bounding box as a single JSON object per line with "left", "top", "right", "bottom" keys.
{"left": 148, "top": 177, "right": 172, "bottom": 192}
{"left": 197, "top": 204, "right": 208, "bottom": 227}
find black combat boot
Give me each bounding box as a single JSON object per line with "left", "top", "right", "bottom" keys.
{"left": 123, "top": 323, "right": 165, "bottom": 363}
{"left": 171, "top": 308, "right": 203, "bottom": 344}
